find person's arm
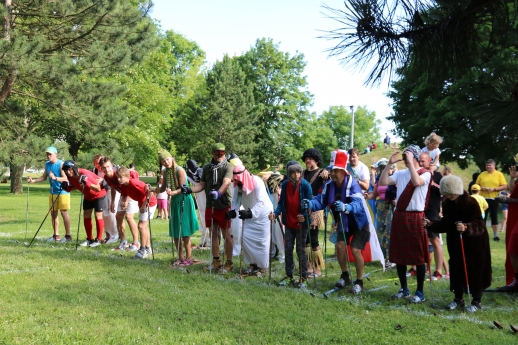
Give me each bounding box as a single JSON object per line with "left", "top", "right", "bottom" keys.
{"left": 406, "top": 155, "right": 425, "bottom": 186}
{"left": 357, "top": 178, "right": 370, "bottom": 191}
{"left": 190, "top": 180, "right": 205, "bottom": 193}
{"left": 27, "top": 168, "right": 48, "bottom": 184}
{"left": 157, "top": 169, "right": 166, "bottom": 194}
{"left": 366, "top": 184, "right": 379, "bottom": 200}
{"left": 379, "top": 152, "right": 398, "bottom": 186}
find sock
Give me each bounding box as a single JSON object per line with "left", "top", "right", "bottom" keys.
{"left": 341, "top": 271, "right": 349, "bottom": 280}
{"left": 95, "top": 218, "right": 104, "bottom": 240}
{"left": 416, "top": 264, "right": 426, "bottom": 293}
{"left": 396, "top": 265, "right": 408, "bottom": 290}
{"left": 83, "top": 218, "right": 93, "bottom": 240}
{"left": 356, "top": 279, "right": 363, "bottom": 286}
{"left": 214, "top": 256, "right": 220, "bottom": 261}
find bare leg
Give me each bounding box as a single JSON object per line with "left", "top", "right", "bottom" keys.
{"left": 138, "top": 221, "right": 150, "bottom": 247}
{"left": 183, "top": 237, "right": 192, "bottom": 260}
{"left": 430, "top": 237, "right": 443, "bottom": 274}
{"left": 351, "top": 247, "right": 364, "bottom": 280}
{"left": 61, "top": 210, "right": 71, "bottom": 236}
{"left": 116, "top": 211, "right": 126, "bottom": 241}
{"left": 51, "top": 210, "right": 60, "bottom": 236}
{"left": 125, "top": 213, "right": 139, "bottom": 244}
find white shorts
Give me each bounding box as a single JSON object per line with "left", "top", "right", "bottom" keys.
{"left": 118, "top": 198, "right": 139, "bottom": 214}
{"left": 139, "top": 205, "right": 157, "bottom": 221}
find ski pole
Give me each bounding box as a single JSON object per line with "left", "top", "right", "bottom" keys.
{"left": 338, "top": 212, "right": 353, "bottom": 277}
{"left": 75, "top": 185, "right": 84, "bottom": 250}
{"left": 269, "top": 218, "right": 273, "bottom": 284}
{"left": 175, "top": 194, "right": 185, "bottom": 267}
{"left": 324, "top": 207, "right": 328, "bottom": 277}
{"left": 25, "top": 180, "right": 30, "bottom": 240}
{"left": 458, "top": 223, "right": 471, "bottom": 303}
{"left": 306, "top": 214, "right": 316, "bottom": 289}
{"left": 28, "top": 184, "right": 63, "bottom": 247}
{"left": 240, "top": 219, "right": 245, "bottom": 276}
{"left": 146, "top": 188, "right": 154, "bottom": 260}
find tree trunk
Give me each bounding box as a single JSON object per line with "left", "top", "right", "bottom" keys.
{"left": 0, "top": 0, "right": 15, "bottom": 104}
{"left": 10, "top": 162, "right": 23, "bottom": 194}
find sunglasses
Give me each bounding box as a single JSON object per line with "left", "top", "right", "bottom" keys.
{"left": 213, "top": 150, "right": 226, "bottom": 156}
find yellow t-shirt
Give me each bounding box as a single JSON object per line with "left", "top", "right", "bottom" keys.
{"left": 476, "top": 171, "right": 506, "bottom": 198}
{"left": 471, "top": 194, "right": 488, "bottom": 216}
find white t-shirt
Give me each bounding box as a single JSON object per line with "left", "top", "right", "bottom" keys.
{"left": 347, "top": 161, "right": 370, "bottom": 184}
{"left": 389, "top": 168, "right": 431, "bottom": 211}
{"left": 422, "top": 146, "right": 441, "bottom": 168}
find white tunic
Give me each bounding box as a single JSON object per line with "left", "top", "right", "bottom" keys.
{"left": 231, "top": 175, "right": 273, "bottom": 268}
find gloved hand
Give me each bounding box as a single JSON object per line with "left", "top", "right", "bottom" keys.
{"left": 180, "top": 185, "right": 192, "bottom": 194}
{"left": 60, "top": 181, "right": 69, "bottom": 190}
{"left": 209, "top": 190, "right": 222, "bottom": 200}
{"left": 239, "top": 209, "right": 253, "bottom": 219}
{"left": 301, "top": 199, "right": 312, "bottom": 211}
{"left": 225, "top": 209, "right": 237, "bottom": 219}
{"left": 333, "top": 201, "right": 352, "bottom": 213}
{"left": 78, "top": 175, "right": 87, "bottom": 186}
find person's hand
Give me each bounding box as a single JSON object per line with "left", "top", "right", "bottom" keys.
{"left": 422, "top": 217, "right": 432, "bottom": 227}
{"left": 297, "top": 214, "right": 305, "bottom": 223}
{"left": 225, "top": 209, "right": 237, "bottom": 219}
{"left": 333, "top": 201, "right": 352, "bottom": 213}
{"left": 455, "top": 221, "right": 466, "bottom": 233}
{"left": 268, "top": 212, "right": 275, "bottom": 221}
{"left": 49, "top": 171, "right": 56, "bottom": 180}
{"left": 238, "top": 209, "right": 253, "bottom": 219}
{"left": 60, "top": 181, "right": 69, "bottom": 190}
{"left": 209, "top": 190, "right": 221, "bottom": 200}
{"left": 27, "top": 176, "right": 33, "bottom": 183}
{"left": 510, "top": 165, "right": 518, "bottom": 180}
{"left": 495, "top": 194, "right": 510, "bottom": 204}
{"left": 110, "top": 203, "right": 116, "bottom": 213}
{"left": 301, "top": 199, "right": 312, "bottom": 211}
{"left": 320, "top": 169, "right": 329, "bottom": 180}
{"left": 388, "top": 151, "right": 400, "bottom": 165}
{"left": 402, "top": 151, "right": 413, "bottom": 166}
{"left": 180, "top": 185, "right": 192, "bottom": 195}
{"left": 119, "top": 196, "right": 128, "bottom": 210}
{"left": 79, "top": 175, "right": 87, "bottom": 186}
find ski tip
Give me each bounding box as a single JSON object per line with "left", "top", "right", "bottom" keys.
{"left": 510, "top": 324, "right": 518, "bottom": 333}
{"left": 493, "top": 321, "right": 504, "bottom": 329}
{"left": 310, "top": 292, "right": 316, "bottom": 297}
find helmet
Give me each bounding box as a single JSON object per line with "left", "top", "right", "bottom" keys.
{"left": 377, "top": 158, "right": 389, "bottom": 170}
{"left": 62, "top": 160, "right": 78, "bottom": 176}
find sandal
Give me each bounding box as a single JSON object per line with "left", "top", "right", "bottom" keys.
{"left": 180, "top": 259, "right": 194, "bottom": 267}
{"left": 308, "top": 272, "right": 321, "bottom": 278}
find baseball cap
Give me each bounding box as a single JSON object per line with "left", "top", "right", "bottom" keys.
{"left": 471, "top": 184, "right": 481, "bottom": 191}
{"left": 45, "top": 146, "right": 57, "bottom": 154}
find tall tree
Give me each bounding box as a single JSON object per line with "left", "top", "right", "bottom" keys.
{"left": 174, "top": 55, "right": 257, "bottom": 167}
{"left": 237, "top": 38, "right": 313, "bottom": 168}
{"left": 0, "top": 0, "right": 157, "bottom": 193}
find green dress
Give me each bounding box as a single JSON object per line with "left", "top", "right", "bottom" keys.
{"left": 166, "top": 167, "right": 199, "bottom": 238}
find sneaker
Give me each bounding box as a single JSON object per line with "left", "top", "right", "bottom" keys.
{"left": 335, "top": 276, "right": 352, "bottom": 288}
{"left": 391, "top": 288, "right": 410, "bottom": 300}
{"left": 156, "top": 216, "right": 162, "bottom": 219}
{"left": 385, "top": 261, "right": 396, "bottom": 269}
{"left": 105, "top": 234, "right": 119, "bottom": 245}
{"left": 406, "top": 268, "right": 416, "bottom": 277}
{"left": 128, "top": 242, "right": 140, "bottom": 252}
{"left": 218, "top": 260, "right": 233, "bottom": 274}
{"left": 494, "top": 236, "right": 500, "bottom": 241}
{"left": 409, "top": 291, "right": 426, "bottom": 303}
{"left": 135, "top": 247, "right": 147, "bottom": 259}
{"left": 146, "top": 247, "right": 153, "bottom": 256}
{"left": 350, "top": 281, "right": 364, "bottom": 295}
{"left": 446, "top": 299, "right": 465, "bottom": 311}
{"left": 79, "top": 239, "right": 92, "bottom": 247}
{"left": 47, "top": 235, "right": 61, "bottom": 242}
{"left": 64, "top": 235, "right": 73, "bottom": 242}
{"left": 113, "top": 240, "right": 129, "bottom": 251}
{"left": 497, "top": 278, "right": 518, "bottom": 292}
{"left": 443, "top": 274, "right": 450, "bottom": 279}
{"left": 295, "top": 280, "right": 307, "bottom": 289}
{"left": 431, "top": 271, "right": 443, "bottom": 281}
{"left": 465, "top": 301, "right": 481, "bottom": 313}
{"left": 278, "top": 276, "right": 294, "bottom": 286}
{"left": 204, "top": 259, "right": 222, "bottom": 271}
{"left": 89, "top": 239, "right": 101, "bottom": 247}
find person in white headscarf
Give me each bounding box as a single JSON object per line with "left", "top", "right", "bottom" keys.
{"left": 227, "top": 160, "right": 273, "bottom": 274}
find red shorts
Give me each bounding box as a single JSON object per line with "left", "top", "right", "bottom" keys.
{"left": 205, "top": 207, "right": 231, "bottom": 230}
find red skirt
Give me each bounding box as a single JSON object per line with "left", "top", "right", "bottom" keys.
{"left": 389, "top": 210, "right": 428, "bottom": 265}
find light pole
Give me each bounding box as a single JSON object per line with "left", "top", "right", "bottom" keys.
{"left": 349, "top": 105, "right": 355, "bottom": 149}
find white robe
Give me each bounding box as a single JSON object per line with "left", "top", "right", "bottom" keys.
{"left": 269, "top": 191, "right": 285, "bottom": 261}
{"left": 232, "top": 176, "right": 273, "bottom": 268}
{"left": 187, "top": 177, "right": 209, "bottom": 247}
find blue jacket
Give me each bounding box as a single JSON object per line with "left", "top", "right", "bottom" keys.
{"left": 309, "top": 176, "right": 368, "bottom": 231}
{"left": 274, "top": 179, "right": 313, "bottom": 228}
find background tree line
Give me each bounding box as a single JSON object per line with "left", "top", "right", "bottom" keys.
{"left": 1, "top": 0, "right": 381, "bottom": 193}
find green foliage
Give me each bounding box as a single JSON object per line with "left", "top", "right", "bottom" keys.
{"left": 174, "top": 55, "right": 257, "bottom": 168}
{"left": 237, "top": 38, "right": 313, "bottom": 168}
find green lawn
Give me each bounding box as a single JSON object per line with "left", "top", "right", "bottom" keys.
{"left": 1, "top": 182, "right": 517, "bottom": 344}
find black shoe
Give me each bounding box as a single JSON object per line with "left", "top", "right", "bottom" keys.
{"left": 494, "top": 236, "right": 500, "bottom": 241}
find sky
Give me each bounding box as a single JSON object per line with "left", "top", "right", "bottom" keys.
{"left": 149, "top": 0, "right": 396, "bottom": 139}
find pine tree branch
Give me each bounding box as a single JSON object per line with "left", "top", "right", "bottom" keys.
{"left": 39, "top": 11, "right": 109, "bottom": 54}
{"left": 0, "top": 67, "right": 16, "bottom": 104}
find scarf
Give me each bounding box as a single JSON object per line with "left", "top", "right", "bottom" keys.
{"left": 233, "top": 164, "right": 255, "bottom": 195}
{"left": 208, "top": 159, "right": 228, "bottom": 186}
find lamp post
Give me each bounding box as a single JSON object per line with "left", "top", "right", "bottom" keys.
{"left": 349, "top": 105, "right": 355, "bottom": 149}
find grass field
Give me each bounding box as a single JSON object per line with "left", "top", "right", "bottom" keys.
{"left": 1, "top": 176, "right": 517, "bottom": 344}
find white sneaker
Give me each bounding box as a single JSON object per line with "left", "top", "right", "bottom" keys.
{"left": 113, "top": 240, "right": 129, "bottom": 251}
{"left": 79, "top": 239, "right": 91, "bottom": 247}
{"left": 134, "top": 248, "right": 146, "bottom": 259}
{"left": 89, "top": 239, "right": 101, "bottom": 247}
{"left": 47, "top": 235, "right": 61, "bottom": 242}
{"left": 105, "top": 235, "right": 119, "bottom": 245}
{"left": 128, "top": 242, "right": 140, "bottom": 252}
